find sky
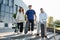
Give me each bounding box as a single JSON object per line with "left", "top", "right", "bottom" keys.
{"left": 23, "top": 0, "right": 60, "bottom": 21}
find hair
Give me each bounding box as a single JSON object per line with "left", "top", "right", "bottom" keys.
{"left": 19, "top": 7, "right": 24, "bottom": 14}
{"left": 28, "top": 5, "right": 32, "bottom": 7}
{"left": 40, "top": 8, "right": 43, "bottom": 10}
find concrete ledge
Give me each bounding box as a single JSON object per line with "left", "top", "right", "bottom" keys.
{"left": 47, "top": 27, "right": 60, "bottom": 34}
{"left": 0, "top": 37, "right": 11, "bottom": 40}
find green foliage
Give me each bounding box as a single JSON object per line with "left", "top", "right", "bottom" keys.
{"left": 13, "top": 13, "right": 17, "bottom": 19}
{"left": 15, "top": 24, "right": 18, "bottom": 28}
{"left": 48, "top": 23, "right": 54, "bottom": 27}
{"left": 54, "top": 20, "right": 60, "bottom": 27}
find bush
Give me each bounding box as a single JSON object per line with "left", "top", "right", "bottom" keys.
{"left": 13, "top": 13, "right": 17, "bottom": 19}
{"left": 48, "top": 23, "right": 54, "bottom": 27}
{"left": 54, "top": 20, "right": 60, "bottom": 27}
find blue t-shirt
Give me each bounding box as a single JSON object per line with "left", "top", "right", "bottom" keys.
{"left": 26, "top": 9, "right": 35, "bottom": 20}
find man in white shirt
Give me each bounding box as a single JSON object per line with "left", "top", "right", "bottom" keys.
{"left": 37, "top": 8, "right": 47, "bottom": 38}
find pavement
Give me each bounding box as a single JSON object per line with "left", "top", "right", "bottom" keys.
{"left": 0, "top": 27, "right": 60, "bottom": 40}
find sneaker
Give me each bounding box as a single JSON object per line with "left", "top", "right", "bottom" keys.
{"left": 30, "top": 31, "right": 33, "bottom": 34}
{"left": 36, "top": 34, "right": 39, "bottom": 36}
{"left": 28, "top": 27, "right": 30, "bottom": 31}
{"left": 17, "top": 32, "right": 20, "bottom": 34}
{"left": 44, "top": 36, "right": 47, "bottom": 38}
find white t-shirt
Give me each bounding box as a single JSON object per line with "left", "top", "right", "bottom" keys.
{"left": 16, "top": 12, "right": 25, "bottom": 23}
{"left": 39, "top": 12, "right": 47, "bottom": 23}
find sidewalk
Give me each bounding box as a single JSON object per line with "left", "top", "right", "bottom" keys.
{"left": 0, "top": 32, "right": 14, "bottom": 39}
{"left": 0, "top": 25, "right": 39, "bottom": 38}
{"left": 0, "top": 28, "right": 59, "bottom": 40}
{"left": 0, "top": 32, "right": 14, "bottom": 37}
{"left": 0, "top": 27, "right": 15, "bottom": 39}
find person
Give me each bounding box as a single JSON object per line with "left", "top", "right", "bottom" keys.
{"left": 38, "top": 8, "right": 47, "bottom": 38}
{"left": 26, "top": 5, "right": 37, "bottom": 34}
{"left": 16, "top": 7, "right": 25, "bottom": 34}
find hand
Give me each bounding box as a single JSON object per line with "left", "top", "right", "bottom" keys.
{"left": 35, "top": 19, "right": 36, "bottom": 21}
{"left": 35, "top": 17, "right": 37, "bottom": 21}
{"left": 26, "top": 19, "right": 28, "bottom": 22}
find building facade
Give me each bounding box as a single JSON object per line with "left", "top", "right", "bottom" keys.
{"left": 0, "top": 0, "right": 28, "bottom": 23}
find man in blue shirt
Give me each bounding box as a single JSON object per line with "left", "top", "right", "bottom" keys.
{"left": 26, "top": 5, "right": 36, "bottom": 34}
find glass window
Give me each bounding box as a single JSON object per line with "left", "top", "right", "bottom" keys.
{"left": 5, "top": 0, "right": 9, "bottom": 6}
{"left": 0, "top": 4, "right": 1, "bottom": 12}
{"left": 4, "top": 17, "right": 7, "bottom": 22}
{"left": 1, "top": 16, "right": 4, "bottom": 21}
{"left": 9, "top": 7, "right": 13, "bottom": 13}
{"left": 0, "top": 14, "right": 1, "bottom": 20}
{"left": 3, "top": 0, "right": 9, "bottom": 5}
{"left": 5, "top": 6, "right": 9, "bottom": 13}
{"left": 3, "top": 0, "right": 5, "bottom": 4}
{"left": 0, "top": 0, "right": 3, "bottom": 4}
{"left": 4, "top": 16, "right": 7, "bottom": 21}
{"left": 15, "top": 5, "right": 18, "bottom": 14}
{"left": 9, "top": 0, "right": 14, "bottom": 7}
{"left": 9, "top": 14, "right": 12, "bottom": 17}
{"left": 11, "top": 0, "right": 14, "bottom": 7}
{"left": 5, "top": 13, "right": 9, "bottom": 17}
{"left": 9, "top": 0, "right": 12, "bottom": 6}
{"left": 1, "top": 5, "right": 5, "bottom": 12}
{"left": 1, "top": 12, "right": 5, "bottom": 17}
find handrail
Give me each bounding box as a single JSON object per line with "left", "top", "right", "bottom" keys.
{"left": 48, "top": 23, "right": 57, "bottom": 40}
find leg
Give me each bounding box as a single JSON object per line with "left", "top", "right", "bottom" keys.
{"left": 19, "top": 23, "right": 23, "bottom": 32}
{"left": 37, "top": 22, "right": 41, "bottom": 36}
{"left": 28, "top": 21, "right": 30, "bottom": 31}
{"left": 17, "top": 23, "right": 20, "bottom": 29}
{"left": 14, "top": 23, "right": 19, "bottom": 33}
{"left": 41, "top": 24, "right": 45, "bottom": 38}
{"left": 31, "top": 20, "right": 34, "bottom": 31}
{"left": 44, "top": 21, "right": 47, "bottom": 38}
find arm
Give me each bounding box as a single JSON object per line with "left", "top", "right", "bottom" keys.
{"left": 25, "top": 11, "right": 28, "bottom": 21}
{"left": 45, "top": 13, "right": 47, "bottom": 20}
{"left": 34, "top": 10, "right": 37, "bottom": 21}
{"left": 35, "top": 13, "right": 37, "bottom": 21}
{"left": 39, "top": 14, "right": 43, "bottom": 23}
{"left": 16, "top": 13, "right": 19, "bottom": 20}
{"left": 43, "top": 13, "right": 47, "bottom": 20}
{"left": 25, "top": 14, "right": 28, "bottom": 21}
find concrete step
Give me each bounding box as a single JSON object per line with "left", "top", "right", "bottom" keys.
{"left": 0, "top": 32, "right": 59, "bottom": 40}
{"left": 0, "top": 27, "right": 14, "bottom": 33}
{"left": 10, "top": 32, "right": 53, "bottom": 40}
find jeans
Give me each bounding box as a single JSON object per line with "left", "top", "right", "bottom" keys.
{"left": 28, "top": 20, "right": 34, "bottom": 31}
{"left": 37, "top": 21, "right": 47, "bottom": 36}
{"left": 17, "top": 22, "right": 23, "bottom": 32}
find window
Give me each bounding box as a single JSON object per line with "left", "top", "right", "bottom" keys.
{"left": 11, "top": 0, "right": 14, "bottom": 7}
{"left": 4, "top": 13, "right": 10, "bottom": 22}
{"left": 0, "top": 4, "right": 1, "bottom": 12}
{"left": 9, "top": 14, "right": 12, "bottom": 17}
{"left": 0, "top": 0, "right": 3, "bottom": 4}
{"left": 3, "top": 0, "right": 9, "bottom": 6}
{"left": 9, "top": 0, "right": 14, "bottom": 7}
{"left": 5, "top": 6, "right": 9, "bottom": 13}
{"left": 5, "top": 23, "right": 8, "bottom": 27}
{"left": 0, "top": 4, "right": 1, "bottom": 20}
{"left": 1, "top": 5, "right": 5, "bottom": 12}
{"left": 9, "top": 7, "right": 12, "bottom": 13}
{"left": 3, "top": 0, "right": 5, "bottom": 4}
{"left": 15, "top": 5, "right": 18, "bottom": 14}
{"left": 9, "top": 0, "right": 12, "bottom": 6}
{"left": 6, "top": 0, "right": 9, "bottom": 6}
{"left": 0, "top": 16, "right": 4, "bottom": 21}
{"left": 5, "top": 13, "right": 9, "bottom": 17}
{"left": 1, "top": 12, "right": 5, "bottom": 17}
